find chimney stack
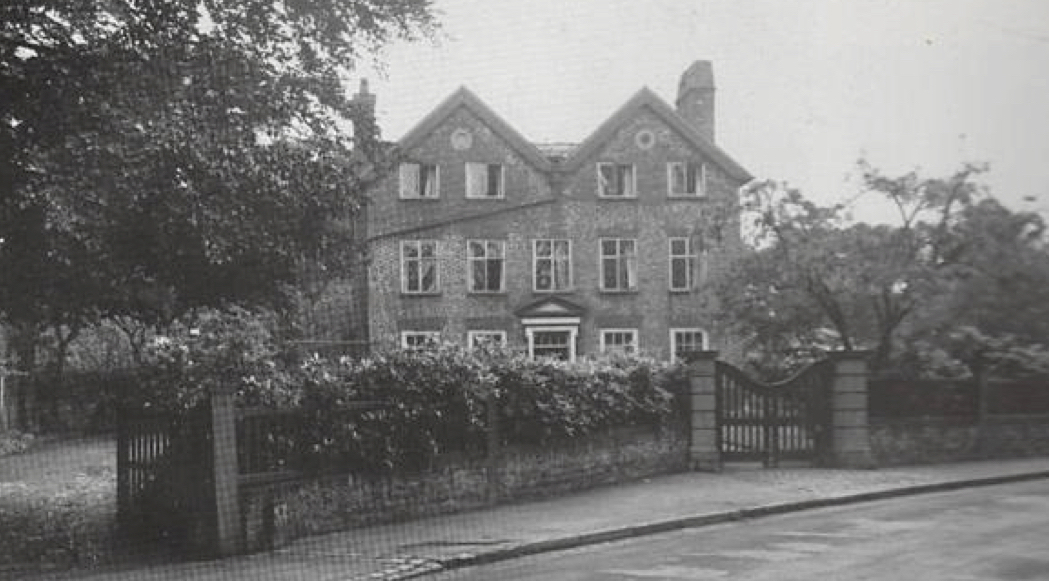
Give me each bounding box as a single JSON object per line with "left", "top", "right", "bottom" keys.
{"left": 351, "top": 78, "right": 378, "bottom": 148}
{"left": 676, "top": 61, "right": 716, "bottom": 142}
{"left": 352, "top": 78, "right": 376, "bottom": 119}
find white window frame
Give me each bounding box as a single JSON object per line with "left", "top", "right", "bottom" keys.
{"left": 600, "top": 328, "right": 639, "bottom": 355}
{"left": 600, "top": 238, "right": 638, "bottom": 292}
{"left": 399, "top": 162, "right": 440, "bottom": 199}
{"left": 467, "top": 239, "right": 506, "bottom": 293}
{"left": 597, "top": 162, "right": 637, "bottom": 198}
{"left": 525, "top": 325, "right": 577, "bottom": 362}
{"left": 667, "top": 162, "right": 706, "bottom": 197}
{"left": 465, "top": 162, "right": 505, "bottom": 199}
{"left": 669, "top": 237, "right": 697, "bottom": 292}
{"left": 533, "top": 239, "right": 572, "bottom": 292}
{"left": 400, "top": 240, "right": 440, "bottom": 294}
{"left": 670, "top": 328, "right": 708, "bottom": 363}
{"left": 400, "top": 331, "right": 441, "bottom": 349}
{"left": 468, "top": 330, "right": 507, "bottom": 349}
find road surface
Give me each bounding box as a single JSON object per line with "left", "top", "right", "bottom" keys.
{"left": 432, "top": 478, "right": 1049, "bottom": 580}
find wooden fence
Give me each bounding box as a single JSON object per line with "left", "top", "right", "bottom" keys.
{"left": 115, "top": 406, "right": 214, "bottom": 549}
{"left": 116, "top": 393, "right": 394, "bottom": 556}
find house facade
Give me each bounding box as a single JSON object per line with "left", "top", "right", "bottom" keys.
{"left": 363, "top": 61, "right": 752, "bottom": 362}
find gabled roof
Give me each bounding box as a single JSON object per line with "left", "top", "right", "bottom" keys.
{"left": 514, "top": 295, "right": 587, "bottom": 319}
{"left": 398, "top": 87, "right": 553, "bottom": 172}
{"left": 563, "top": 87, "right": 753, "bottom": 183}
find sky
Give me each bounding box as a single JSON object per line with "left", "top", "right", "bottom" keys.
{"left": 359, "top": 0, "right": 1049, "bottom": 221}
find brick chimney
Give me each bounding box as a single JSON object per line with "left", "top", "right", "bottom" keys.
{"left": 675, "top": 61, "right": 716, "bottom": 142}
{"left": 352, "top": 79, "right": 376, "bottom": 114}
{"left": 351, "top": 78, "right": 378, "bottom": 149}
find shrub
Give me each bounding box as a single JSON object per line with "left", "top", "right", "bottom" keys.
{"left": 132, "top": 329, "right": 688, "bottom": 475}
{"left": 0, "top": 430, "right": 35, "bottom": 457}
{"left": 131, "top": 307, "right": 296, "bottom": 412}
{"left": 283, "top": 345, "right": 684, "bottom": 473}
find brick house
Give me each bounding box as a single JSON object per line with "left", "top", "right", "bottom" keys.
{"left": 362, "top": 61, "right": 753, "bottom": 361}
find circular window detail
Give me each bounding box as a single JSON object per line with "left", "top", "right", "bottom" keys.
{"left": 635, "top": 129, "right": 656, "bottom": 150}
{"left": 450, "top": 128, "right": 473, "bottom": 150}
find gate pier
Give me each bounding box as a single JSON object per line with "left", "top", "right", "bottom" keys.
{"left": 687, "top": 351, "right": 721, "bottom": 472}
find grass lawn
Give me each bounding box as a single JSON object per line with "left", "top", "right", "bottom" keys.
{"left": 0, "top": 436, "right": 120, "bottom": 575}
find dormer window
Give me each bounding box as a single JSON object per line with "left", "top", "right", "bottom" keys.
{"left": 466, "top": 163, "right": 504, "bottom": 198}
{"left": 597, "top": 163, "right": 636, "bottom": 198}
{"left": 668, "top": 162, "right": 706, "bottom": 197}
{"left": 399, "top": 162, "right": 439, "bottom": 199}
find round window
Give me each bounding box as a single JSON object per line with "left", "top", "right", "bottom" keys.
{"left": 450, "top": 128, "right": 473, "bottom": 150}
{"left": 635, "top": 129, "right": 655, "bottom": 150}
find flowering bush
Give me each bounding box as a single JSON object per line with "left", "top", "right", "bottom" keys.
{"left": 282, "top": 344, "right": 686, "bottom": 472}
{"left": 0, "top": 430, "right": 35, "bottom": 457}
{"left": 132, "top": 325, "right": 688, "bottom": 474}
{"left": 291, "top": 343, "right": 493, "bottom": 472}
{"left": 131, "top": 307, "right": 295, "bottom": 411}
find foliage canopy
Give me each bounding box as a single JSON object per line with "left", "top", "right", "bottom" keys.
{"left": 0, "top": 0, "right": 437, "bottom": 368}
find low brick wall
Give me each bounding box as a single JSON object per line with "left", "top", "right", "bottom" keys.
{"left": 241, "top": 423, "right": 688, "bottom": 551}
{"left": 870, "top": 414, "right": 1049, "bottom": 466}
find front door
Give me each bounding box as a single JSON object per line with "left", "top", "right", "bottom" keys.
{"left": 515, "top": 296, "right": 586, "bottom": 362}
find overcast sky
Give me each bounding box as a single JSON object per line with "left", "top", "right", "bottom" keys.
{"left": 360, "top": 0, "right": 1049, "bottom": 220}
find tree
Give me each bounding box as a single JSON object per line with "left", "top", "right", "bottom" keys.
{"left": 0, "top": 1, "right": 437, "bottom": 425}
{"left": 713, "top": 162, "right": 986, "bottom": 377}
{"left": 897, "top": 198, "right": 1049, "bottom": 377}
{"left": 0, "top": 1, "right": 435, "bottom": 349}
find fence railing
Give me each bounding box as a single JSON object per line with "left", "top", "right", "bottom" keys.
{"left": 869, "top": 376, "right": 1049, "bottom": 418}
{"left": 235, "top": 400, "right": 392, "bottom": 488}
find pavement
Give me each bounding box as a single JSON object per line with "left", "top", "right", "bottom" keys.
{"left": 27, "top": 457, "right": 1049, "bottom": 581}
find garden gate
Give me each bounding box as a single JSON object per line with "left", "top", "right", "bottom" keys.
{"left": 715, "top": 360, "right": 834, "bottom": 466}
{"left": 116, "top": 405, "right": 216, "bottom": 551}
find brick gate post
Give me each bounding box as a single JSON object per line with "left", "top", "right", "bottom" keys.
{"left": 687, "top": 351, "right": 721, "bottom": 472}
{"left": 210, "top": 387, "right": 243, "bottom": 556}
{"left": 828, "top": 351, "right": 876, "bottom": 468}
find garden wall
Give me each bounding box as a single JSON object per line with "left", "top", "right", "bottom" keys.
{"left": 870, "top": 414, "right": 1049, "bottom": 466}
{"left": 240, "top": 423, "right": 688, "bottom": 551}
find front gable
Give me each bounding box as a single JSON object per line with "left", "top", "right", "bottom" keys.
{"left": 398, "top": 87, "right": 552, "bottom": 173}
{"left": 368, "top": 87, "right": 557, "bottom": 239}
{"left": 564, "top": 88, "right": 752, "bottom": 184}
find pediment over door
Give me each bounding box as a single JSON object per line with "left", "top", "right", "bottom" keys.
{"left": 514, "top": 296, "right": 586, "bottom": 324}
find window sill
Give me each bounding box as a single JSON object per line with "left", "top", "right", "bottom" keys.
{"left": 399, "top": 196, "right": 442, "bottom": 201}
{"left": 597, "top": 195, "right": 638, "bottom": 200}
{"left": 465, "top": 195, "right": 506, "bottom": 200}
{"left": 401, "top": 292, "right": 442, "bottom": 298}
{"left": 468, "top": 291, "right": 508, "bottom": 296}
{"left": 669, "top": 288, "right": 694, "bottom": 294}
{"left": 599, "top": 289, "right": 639, "bottom": 295}
{"left": 532, "top": 289, "right": 575, "bottom": 295}
{"left": 668, "top": 193, "right": 708, "bottom": 200}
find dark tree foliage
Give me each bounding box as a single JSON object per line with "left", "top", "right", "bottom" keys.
{"left": 0, "top": 1, "right": 437, "bottom": 370}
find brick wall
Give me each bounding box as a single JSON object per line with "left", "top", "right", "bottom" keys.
{"left": 366, "top": 104, "right": 745, "bottom": 358}
{"left": 241, "top": 423, "right": 688, "bottom": 551}
{"left": 869, "top": 415, "right": 1049, "bottom": 466}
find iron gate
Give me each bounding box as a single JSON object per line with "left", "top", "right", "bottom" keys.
{"left": 716, "top": 360, "right": 833, "bottom": 466}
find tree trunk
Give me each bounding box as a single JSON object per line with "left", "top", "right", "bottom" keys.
{"left": 9, "top": 322, "right": 40, "bottom": 431}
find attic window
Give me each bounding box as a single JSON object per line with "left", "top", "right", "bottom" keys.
{"left": 465, "top": 163, "right": 504, "bottom": 198}
{"left": 635, "top": 129, "right": 655, "bottom": 150}
{"left": 597, "top": 163, "right": 636, "bottom": 198}
{"left": 399, "top": 162, "right": 439, "bottom": 199}
{"left": 668, "top": 162, "right": 706, "bottom": 197}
